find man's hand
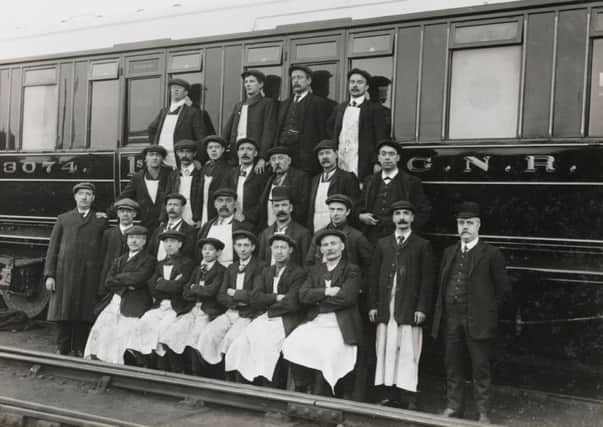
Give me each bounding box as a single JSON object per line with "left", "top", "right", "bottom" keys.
{"left": 95, "top": 212, "right": 108, "bottom": 219}
{"left": 227, "top": 288, "right": 236, "bottom": 297}
{"left": 324, "top": 286, "right": 340, "bottom": 297}
{"left": 45, "top": 277, "right": 56, "bottom": 292}
{"left": 414, "top": 311, "right": 426, "bottom": 325}
{"left": 373, "top": 163, "right": 382, "bottom": 174}
{"left": 276, "top": 294, "right": 285, "bottom": 301}
{"left": 254, "top": 159, "right": 266, "bottom": 174}
{"left": 359, "top": 213, "right": 379, "bottom": 226}
{"left": 368, "top": 309, "right": 378, "bottom": 323}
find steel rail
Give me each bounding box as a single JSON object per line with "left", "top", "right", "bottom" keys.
{"left": 0, "top": 345, "right": 497, "bottom": 427}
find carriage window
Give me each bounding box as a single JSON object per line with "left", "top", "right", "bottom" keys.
{"left": 351, "top": 57, "right": 394, "bottom": 109}
{"left": 90, "top": 80, "right": 119, "bottom": 149}
{"left": 170, "top": 72, "right": 203, "bottom": 107}
{"left": 296, "top": 41, "right": 337, "bottom": 60}
{"left": 22, "top": 68, "right": 58, "bottom": 151}
{"left": 448, "top": 45, "right": 521, "bottom": 139}
{"left": 588, "top": 39, "right": 603, "bottom": 136}
{"left": 126, "top": 77, "right": 162, "bottom": 143}
{"left": 243, "top": 66, "right": 282, "bottom": 101}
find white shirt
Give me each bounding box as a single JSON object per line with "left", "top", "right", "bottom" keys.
{"left": 381, "top": 168, "right": 399, "bottom": 182}
{"left": 169, "top": 99, "right": 186, "bottom": 113}
{"left": 272, "top": 266, "right": 285, "bottom": 294}
{"left": 236, "top": 104, "right": 249, "bottom": 141}
{"left": 462, "top": 237, "right": 479, "bottom": 252}
{"left": 235, "top": 258, "right": 251, "bottom": 290}
{"left": 77, "top": 209, "right": 90, "bottom": 218}
{"left": 163, "top": 264, "right": 174, "bottom": 280}
{"left": 179, "top": 165, "right": 195, "bottom": 225}
{"left": 236, "top": 165, "right": 252, "bottom": 214}
{"left": 394, "top": 229, "right": 411, "bottom": 244}
{"left": 144, "top": 178, "right": 159, "bottom": 204}
{"left": 127, "top": 250, "right": 140, "bottom": 261}
{"left": 119, "top": 223, "right": 133, "bottom": 234}
{"left": 293, "top": 90, "right": 309, "bottom": 103}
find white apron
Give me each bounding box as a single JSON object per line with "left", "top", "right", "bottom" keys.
{"left": 374, "top": 272, "right": 423, "bottom": 392}
{"left": 179, "top": 175, "right": 194, "bottom": 225}
{"left": 266, "top": 184, "right": 278, "bottom": 227}
{"left": 160, "top": 303, "right": 210, "bottom": 354}
{"left": 338, "top": 106, "right": 360, "bottom": 176}
{"left": 125, "top": 299, "right": 177, "bottom": 356}
{"left": 158, "top": 114, "right": 179, "bottom": 169}
{"left": 207, "top": 223, "right": 233, "bottom": 266}
{"left": 313, "top": 181, "right": 331, "bottom": 231}
{"left": 195, "top": 309, "right": 251, "bottom": 364}
{"left": 144, "top": 179, "right": 159, "bottom": 204}
{"left": 84, "top": 294, "right": 139, "bottom": 364}
{"left": 236, "top": 105, "right": 248, "bottom": 141}
{"left": 201, "top": 175, "right": 213, "bottom": 226}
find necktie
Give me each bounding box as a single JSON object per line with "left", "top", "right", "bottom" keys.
{"left": 294, "top": 95, "right": 300, "bottom": 104}
{"left": 240, "top": 168, "right": 247, "bottom": 177}
{"left": 182, "top": 168, "right": 191, "bottom": 177}
{"left": 322, "top": 173, "right": 330, "bottom": 183}
{"left": 396, "top": 235, "right": 404, "bottom": 248}
{"left": 463, "top": 245, "right": 468, "bottom": 254}
{"left": 350, "top": 100, "right": 357, "bottom": 107}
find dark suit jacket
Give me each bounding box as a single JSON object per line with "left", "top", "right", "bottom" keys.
{"left": 257, "top": 220, "right": 311, "bottom": 267}
{"left": 164, "top": 166, "right": 204, "bottom": 223}
{"left": 432, "top": 240, "right": 510, "bottom": 340}
{"left": 119, "top": 166, "right": 171, "bottom": 232}
{"left": 275, "top": 93, "right": 332, "bottom": 174}
{"left": 369, "top": 233, "right": 436, "bottom": 325}
{"left": 98, "top": 226, "right": 129, "bottom": 297}
{"left": 328, "top": 100, "right": 390, "bottom": 181}
{"left": 299, "top": 259, "right": 363, "bottom": 345}
{"left": 148, "top": 254, "right": 195, "bottom": 315}
{"left": 198, "top": 159, "right": 234, "bottom": 221}
{"left": 226, "top": 166, "right": 270, "bottom": 232}
{"left": 100, "top": 251, "right": 155, "bottom": 317}
{"left": 307, "top": 168, "right": 361, "bottom": 232}
{"left": 217, "top": 257, "right": 265, "bottom": 318}
{"left": 223, "top": 95, "right": 277, "bottom": 160}
{"left": 258, "top": 167, "right": 310, "bottom": 228}
{"left": 182, "top": 261, "right": 227, "bottom": 320}
{"left": 250, "top": 263, "right": 307, "bottom": 335}
{"left": 148, "top": 220, "right": 196, "bottom": 261}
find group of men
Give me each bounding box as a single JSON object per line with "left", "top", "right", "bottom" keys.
{"left": 42, "top": 65, "right": 509, "bottom": 423}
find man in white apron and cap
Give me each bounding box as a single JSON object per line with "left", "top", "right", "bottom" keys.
{"left": 225, "top": 233, "right": 306, "bottom": 385}
{"left": 282, "top": 229, "right": 362, "bottom": 397}
{"left": 368, "top": 200, "right": 436, "bottom": 409}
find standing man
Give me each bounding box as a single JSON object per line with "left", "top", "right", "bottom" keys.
{"left": 44, "top": 182, "right": 107, "bottom": 356}
{"left": 307, "top": 140, "right": 360, "bottom": 233}
{"left": 223, "top": 70, "right": 277, "bottom": 168}
{"left": 165, "top": 140, "right": 203, "bottom": 227}
{"left": 147, "top": 79, "right": 209, "bottom": 168}
{"left": 329, "top": 68, "right": 390, "bottom": 181}
{"left": 358, "top": 140, "right": 431, "bottom": 243}
{"left": 119, "top": 145, "right": 171, "bottom": 233}
{"left": 369, "top": 200, "right": 435, "bottom": 409}
{"left": 198, "top": 136, "right": 234, "bottom": 226}
{"left": 257, "top": 186, "right": 311, "bottom": 267}
{"left": 275, "top": 65, "right": 332, "bottom": 175}
{"left": 229, "top": 137, "right": 269, "bottom": 232}
{"left": 149, "top": 193, "right": 196, "bottom": 261}
{"left": 259, "top": 146, "right": 310, "bottom": 228}
{"left": 432, "top": 202, "right": 509, "bottom": 423}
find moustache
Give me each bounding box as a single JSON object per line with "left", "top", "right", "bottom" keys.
{"left": 396, "top": 220, "right": 409, "bottom": 225}
{"left": 218, "top": 207, "right": 230, "bottom": 213}
{"left": 167, "top": 208, "right": 176, "bottom": 213}
{"left": 276, "top": 211, "right": 288, "bottom": 217}
{"left": 241, "top": 155, "right": 250, "bottom": 159}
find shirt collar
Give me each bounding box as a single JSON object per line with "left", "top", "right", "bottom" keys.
{"left": 350, "top": 95, "right": 365, "bottom": 106}
{"left": 239, "top": 257, "right": 251, "bottom": 268}
{"left": 167, "top": 218, "right": 183, "bottom": 230}
{"left": 201, "top": 260, "right": 216, "bottom": 270}
{"left": 395, "top": 229, "right": 412, "bottom": 241}
{"left": 381, "top": 168, "right": 399, "bottom": 180}
{"left": 180, "top": 163, "right": 195, "bottom": 175}
{"left": 463, "top": 237, "right": 479, "bottom": 251}
{"left": 119, "top": 223, "right": 133, "bottom": 234}
{"left": 128, "top": 250, "right": 140, "bottom": 259}
{"left": 169, "top": 98, "right": 185, "bottom": 112}
{"left": 77, "top": 209, "right": 90, "bottom": 217}
{"left": 217, "top": 215, "right": 234, "bottom": 225}
{"left": 294, "top": 90, "right": 310, "bottom": 102}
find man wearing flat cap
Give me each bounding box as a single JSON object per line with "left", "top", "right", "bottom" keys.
{"left": 120, "top": 145, "right": 171, "bottom": 233}
{"left": 358, "top": 139, "right": 431, "bottom": 243}
{"left": 259, "top": 146, "right": 310, "bottom": 228}
{"left": 369, "top": 200, "right": 436, "bottom": 409}
{"left": 432, "top": 202, "right": 509, "bottom": 423}
{"left": 147, "top": 78, "right": 210, "bottom": 168}
{"left": 197, "top": 135, "right": 234, "bottom": 225}
{"left": 274, "top": 65, "right": 332, "bottom": 175}
{"left": 44, "top": 182, "right": 108, "bottom": 356}
{"left": 228, "top": 137, "right": 269, "bottom": 232}
{"left": 98, "top": 198, "right": 140, "bottom": 299}
{"left": 258, "top": 186, "right": 311, "bottom": 267}
{"left": 328, "top": 68, "right": 390, "bottom": 181}
{"left": 149, "top": 193, "right": 196, "bottom": 262}
{"left": 165, "top": 139, "right": 203, "bottom": 226}
{"left": 223, "top": 70, "right": 277, "bottom": 169}
{"left": 307, "top": 139, "right": 361, "bottom": 233}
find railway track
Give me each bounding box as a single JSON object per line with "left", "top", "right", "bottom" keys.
{"left": 0, "top": 345, "right": 496, "bottom": 427}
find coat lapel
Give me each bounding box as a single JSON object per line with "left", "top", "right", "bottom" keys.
{"left": 440, "top": 244, "right": 459, "bottom": 288}
{"left": 468, "top": 241, "right": 486, "bottom": 276}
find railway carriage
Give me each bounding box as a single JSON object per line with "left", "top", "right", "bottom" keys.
{"left": 0, "top": 0, "right": 602, "bottom": 390}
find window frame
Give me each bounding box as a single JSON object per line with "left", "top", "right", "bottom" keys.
{"left": 167, "top": 50, "right": 203, "bottom": 73}
{"left": 450, "top": 17, "right": 523, "bottom": 50}
{"left": 290, "top": 35, "right": 341, "bottom": 62}
{"left": 347, "top": 30, "right": 395, "bottom": 58}
{"left": 243, "top": 42, "right": 283, "bottom": 67}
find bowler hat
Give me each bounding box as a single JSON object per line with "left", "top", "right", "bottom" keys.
{"left": 314, "top": 228, "right": 347, "bottom": 245}
{"left": 270, "top": 186, "right": 291, "bottom": 202}
{"left": 455, "top": 202, "right": 480, "bottom": 219}
{"left": 326, "top": 194, "right": 353, "bottom": 210}
{"left": 268, "top": 233, "right": 296, "bottom": 248}
{"left": 241, "top": 69, "right": 266, "bottom": 83}
{"left": 141, "top": 145, "right": 167, "bottom": 158}
{"left": 212, "top": 187, "right": 237, "bottom": 201}
{"left": 313, "top": 139, "right": 338, "bottom": 153}
{"left": 168, "top": 78, "right": 190, "bottom": 91}
{"left": 158, "top": 230, "right": 186, "bottom": 242}
{"left": 164, "top": 193, "right": 187, "bottom": 205}
{"left": 198, "top": 237, "right": 225, "bottom": 251}
{"left": 174, "top": 139, "right": 198, "bottom": 152}
{"left": 391, "top": 200, "right": 415, "bottom": 214}
{"left": 125, "top": 225, "right": 149, "bottom": 236}
{"left": 113, "top": 198, "right": 140, "bottom": 212}
{"left": 72, "top": 182, "right": 96, "bottom": 194}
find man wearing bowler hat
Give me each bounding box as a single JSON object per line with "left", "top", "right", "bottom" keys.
{"left": 432, "top": 202, "right": 509, "bottom": 423}
{"left": 358, "top": 139, "right": 431, "bottom": 243}
{"left": 275, "top": 64, "right": 332, "bottom": 175}
{"left": 147, "top": 78, "right": 210, "bottom": 168}
{"left": 44, "top": 182, "right": 108, "bottom": 356}
{"left": 223, "top": 70, "right": 277, "bottom": 170}
{"left": 328, "top": 68, "right": 390, "bottom": 181}
{"left": 120, "top": 145, "right": 171, "bottom": 233}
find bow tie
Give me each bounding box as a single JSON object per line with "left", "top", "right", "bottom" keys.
{"left": 238, "top": 263, "right": 247, "bottom": 273}
{"left": 239, "top": 169, "right": 247, "bottom": 177}
{"left": 349, "top": 100, "right": 359, "bottom": 107}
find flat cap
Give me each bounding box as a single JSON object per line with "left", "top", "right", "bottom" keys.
{"left": 125, "top": 225, "right": 149, "bottom": 236}
{"left": 158, "top": 230, "right": 186, "bottom": 242}
{"left": 391, "top": 200, "right": 415, "bottom": 214}
{"left": 113, "top": 198, "right": 140, "bottom": 211}
{"left": 164, "top": 193, "right": 187, "bottom": 205}
{"left": 202, "top": 135, "right": 228, "bottom": 148}
{"left": 236, "top": 137, "right": 259, "bottom": 150}
{"left": 174, "top": 139, "right": 198, "bottom": 152}
{"left": 168, "top": 78, "right": 190, "bottom": 91}
{"left": 141, "top": 145, "right": 167, "bottom": 158}
{"left": 268, "top": 233, "right": 296, "bottom": 248}
{"left": 455, "top": 201, "right": 480, "bottom": 219}
{"left": 198, "top": 237, "right": 225, "bottom": 251}
{"left": 212, "top": 187, "right": 237, "bottom": 200}
{"left": 326, "top": 194, "right": 353, "bottom": 210}
{"left": 314, "top": 228, "right": 347, "bottom": 245}
{"left": 72, "top": 182, "right": 96, "bottom": 194}
{"left": 376, "top": 139, "right": 402, "bottom": 155}
{"left": 289, "top": 64, "right": 313, "bottom": 77}
{"left": 266, "top": 146, "right": 291, "bottom": 158}
{"left": 347, "top": 68, "right": 372, "bottom": 83}
{"left": 313, "top": 139, "right": 338, "bottom": 153}
{"left": 241, "top": 69, "right": 266, "bottom": 83}
{"left": 232, "top": 229, "right": 258, "bottom": 246}
{"left": 270, "top": 186, "right": 291, "bottom": 202}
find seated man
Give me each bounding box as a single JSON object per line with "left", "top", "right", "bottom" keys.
{"left": 282, "top": 229, "right": 362, "bottom": 397}
{"left": 195, "top": 230, "right": 265, "bottom": 371}
{"left": 125, "top": 230, "right": 194, "bottom": 368}
{"left": 160, "top": 237, "right": 227, "bottom": 373}
{"left": 225, "top": 234, "right": 306, "bottom": 385}
{"left": 84, "top": 225, "right": 155, "bottom": 364}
